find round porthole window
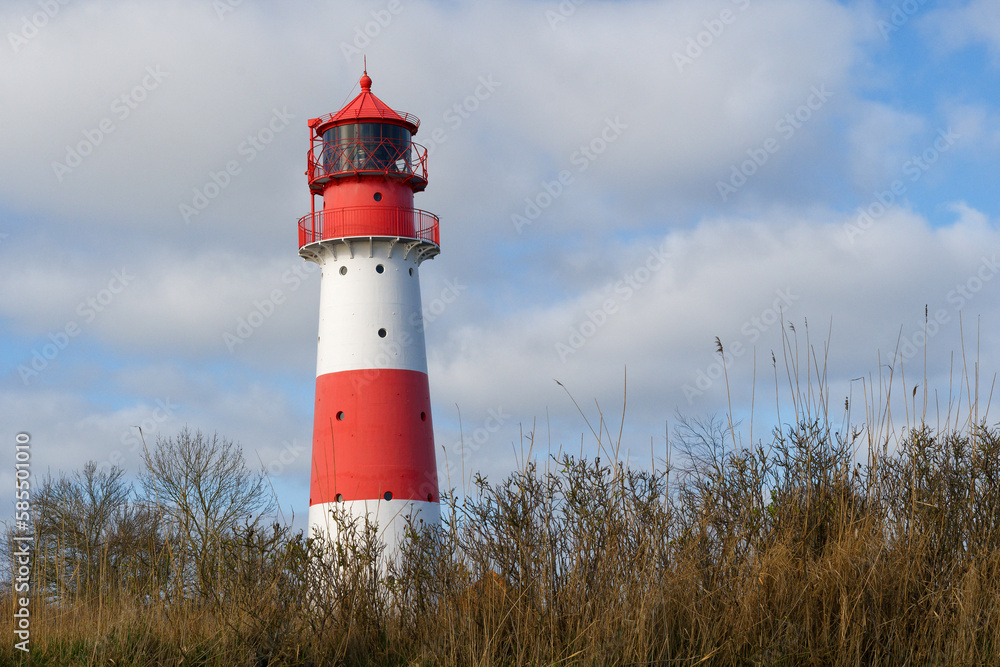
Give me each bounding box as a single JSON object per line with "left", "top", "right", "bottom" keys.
{"left": 376, "top": 264, "right": 385, "bottom": 274}
{"left": 339, "top": 266, "right": 347, "bottom": 275}
{"left": 378, "top": 328, "right": 387, "bottom": 338}
{"left": 373, "top": 192, "right": 382, "bottom": 202}
{"left": 384, "top": 491, "right": 393, "bottom": 501}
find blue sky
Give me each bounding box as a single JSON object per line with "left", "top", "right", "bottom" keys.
{"left": 2, "top": 0, "right": 999, "bottom": 529}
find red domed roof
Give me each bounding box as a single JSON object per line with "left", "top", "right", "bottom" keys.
{"left": 311, "top": 71, "right": 420, "bottom": 133}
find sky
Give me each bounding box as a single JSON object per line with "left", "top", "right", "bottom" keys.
{"left": 1, "top": 0, "right": 999, "bottom": 529}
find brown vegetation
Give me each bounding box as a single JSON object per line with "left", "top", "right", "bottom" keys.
{"left": 4, "top": 343, "right": 1000, "bottom": 666}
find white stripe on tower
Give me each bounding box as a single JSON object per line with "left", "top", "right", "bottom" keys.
{"left": 315, "top": 248, "right": 428, "bottom": 376}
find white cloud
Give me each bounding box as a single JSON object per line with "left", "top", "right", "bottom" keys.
{"left": 428, "top": 207, "right": 1000, "bottom": 437}
{"left": 0, "top": 0, "right": 865, "bottom": 241}
{"left": 0, "top": 245, "right": 319, "bottom": 365}
{"left": 923, "top": 0, "right": 1000, "bottom": 57}
{"left": 3, "top": 205, "right": 997, "bottom": 518}
{"left": 1, "top": 0, "right": 996, "bottom": 521}
{"left": 846, "top": 102, "right": 926, "bottom": 190}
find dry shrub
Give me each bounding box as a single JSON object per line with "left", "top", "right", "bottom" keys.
{"left": 4, "top": 354, "right": 1000, "bottom": 666}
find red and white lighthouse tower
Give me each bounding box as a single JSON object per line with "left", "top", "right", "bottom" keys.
{"left": 298, "top": 70, "right": 440, "bottom": 553}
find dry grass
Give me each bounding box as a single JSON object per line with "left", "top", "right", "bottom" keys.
{"left": 4, "top": 334, "right": 1000, "bottom": 666}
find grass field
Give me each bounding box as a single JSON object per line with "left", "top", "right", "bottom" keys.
{"left": 4, "top": 337, "right": 999, "bottom": 666}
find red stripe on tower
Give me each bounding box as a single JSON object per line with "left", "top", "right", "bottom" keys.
{"left": 310, "top": 369, "right": 437, "bottom": 505}
{"left": 297, "top": 70, "right": 441, "bottom": 554}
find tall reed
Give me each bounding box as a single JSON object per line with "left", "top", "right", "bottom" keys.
{"left": 3, "top": 332, "right": 999, "bottom": 666}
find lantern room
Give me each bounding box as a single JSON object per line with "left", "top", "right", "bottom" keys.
{"left": 306, "top": 72, "right": 428, "bottom": 196}
{"left": 298, "top": 70, "right": 438, "bottom": 251}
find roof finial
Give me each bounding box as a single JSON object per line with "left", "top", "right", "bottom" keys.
{"left": 360, "top": 56, "right": 372, "bottom": 91}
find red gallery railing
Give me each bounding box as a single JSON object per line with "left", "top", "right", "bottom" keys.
{"left": 298, "top": 206, "right": 440, "bottom": 249}
{"left": 307, "top": 138, "right": 429, "bottom": 192}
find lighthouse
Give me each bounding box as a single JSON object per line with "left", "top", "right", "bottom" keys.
{"left": 299, "top": 70, "right": 440, "bottom": 555}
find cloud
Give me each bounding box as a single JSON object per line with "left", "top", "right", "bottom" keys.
{"left": 3, "top": 205, "right": 997, "bottom": 525}
{"left": 0, "top": 244, "right": 319, "bottom": 364}
{"left": 430, "top": 206, "right": 1000, "bottom": 433}
{"left": 846, "top": 102, "right": 926, "bottom": 190}
{"left": 923, "top": 0, "right": 1000, "bottom": 57}
{"left": 2, "top": 0, "right": 996, "bottom": 525}
{"left": 1, "top": 0, "right": 865, "bottom": 242}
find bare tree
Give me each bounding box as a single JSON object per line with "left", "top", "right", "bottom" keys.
{"left": 3, "top": 462, "right": 165, "bottom": 603}
{"left": 140, "top": 427, "right": 276, "bottom": 601}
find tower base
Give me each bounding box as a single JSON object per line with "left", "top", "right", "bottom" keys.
{"left": 308, "top": 498, "right": 440, "bottom": 562}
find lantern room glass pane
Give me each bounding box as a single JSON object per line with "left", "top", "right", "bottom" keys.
{"left": 322, "top": 123, "right": 412, "bottom": 174}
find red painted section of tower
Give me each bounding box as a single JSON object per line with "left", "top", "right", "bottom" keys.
{"left": 309, "top": 369, "right": 437, "bottom": 505}
{"left": 323, "top": 179, "right": 413, "bottom": 209}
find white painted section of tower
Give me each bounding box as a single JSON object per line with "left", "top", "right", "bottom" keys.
{"left": 308, "top": 498, "right": 440, "bottom": 560}
{"left": 305, "top": 241, "right": 429, "bottom": 377}
{"left": 304, "top": 236, "right": 440, "bottom": 562}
